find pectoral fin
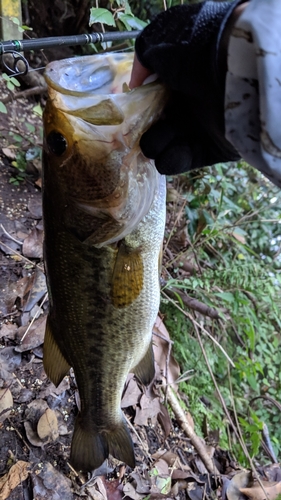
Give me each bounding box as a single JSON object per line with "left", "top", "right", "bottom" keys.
{"left": 111, "top": 244, "right": 143, "bottom": 308}
{"left": 43, "top": 316, "right": 71, "bottom": 387}
{"left": 133, "top": 341, "right": 155, "bottom": 386}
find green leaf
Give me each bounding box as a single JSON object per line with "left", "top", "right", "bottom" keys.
{"left": 246, "top": 373, "right": 258, "bottom": 392}
{"left": 9, "top": 77, "right": 21, "bottom": 87}
{"left": 0, "top": 102, "right": 7, "bottom": 114}
{"left": 33, "top": 104, "right": 43, "bottom": 117}
{"left": 214, "top": 292, "right": 235, "bottom": 303}
{"left": 25, "top": 123, "right": 35, "bottom": 134}
{"left": 89, "top": 8, "right": 116, "bottom": 27}
{"left": 6, "top": 80, "right": 15, "bottom": 92}
{"left": 9, "top": 16, "right": 20, "bottom": 25}
{"left": 117, "top": 13, "right": 147, "bottom": 30}
{"left": 21, "top": 25, "right": 33, "bottom": 31}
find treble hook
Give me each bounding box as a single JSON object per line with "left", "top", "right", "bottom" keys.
{"left": 2, "top": 50, "right": 29, "bottom": 77}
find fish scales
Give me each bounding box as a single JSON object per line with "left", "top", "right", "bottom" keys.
{"left": 42, "top": 53, "right": 167, "bottom": 472}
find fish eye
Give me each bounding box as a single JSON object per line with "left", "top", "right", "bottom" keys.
{"left": 47, "top": 131, "right": 67, "bottom": 156}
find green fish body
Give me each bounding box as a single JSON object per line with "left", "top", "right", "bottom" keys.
{"left": 43, "top": 53, "right": 167, "bottom": 472}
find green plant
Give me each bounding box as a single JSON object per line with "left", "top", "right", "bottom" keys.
{"left": 9, "top": 151, "right": 27, "bottom": 185}
{"left": 162, "top": 161, "right": 281, "bottom": 465}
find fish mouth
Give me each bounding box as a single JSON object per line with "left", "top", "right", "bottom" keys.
{"left": 44, "top": 53, "right": 168, "bottom": 245}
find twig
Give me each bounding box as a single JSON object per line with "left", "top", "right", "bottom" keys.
{"left": 165, "top": 248, "right": 198, "bottom": 275}
{"left": 164, "top": 199, "right": 186, "bottom": 254}
{"left": 0, "top": 241, "right": 44, "bottom": 271}
{"left": 20, "top": 293, "right": 48, "bottom": 343}
{"left": 163, "top": 285, "right": 219, "bottom": 319}
{"left": 123, "top": 413, "right": 153, "bottom": 463}
{"left": 7, "top": 417, "right": 31, "bottom": 451}
{"left": 164, "top": 384, "right": 220, "bottom": 475}
{"left": 0, "top": 224, "right": 23, "bottom": 245}
{"left": 161, "top": 291, "right": 234, "bottom": 367}
{"left": 1, "top": 85, "right": 47, "bottom": 105}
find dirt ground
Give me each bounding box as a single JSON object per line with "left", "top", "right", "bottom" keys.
{"left": 0, "top": 73, "right": 281, "bottom": 500}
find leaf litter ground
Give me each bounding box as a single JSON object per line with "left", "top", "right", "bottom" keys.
{"left": 0, "top": 82, "right": 281, "bottom": 500}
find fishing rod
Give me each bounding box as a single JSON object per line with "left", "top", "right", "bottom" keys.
{"left": 0, "top": 30, "right": 141, "bottom": 77}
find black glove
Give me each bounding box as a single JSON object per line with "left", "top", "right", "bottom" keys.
{"left": 135, "top": 0, "right": 245, "bottom": 175}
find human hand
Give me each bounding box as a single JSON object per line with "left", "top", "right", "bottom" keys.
{"left": 130, "top": 1, "right": 247, "bottom": 175}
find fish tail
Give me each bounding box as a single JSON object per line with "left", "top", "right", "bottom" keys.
{"left": 70, "top": 415, "right": 135, "bottom": 472}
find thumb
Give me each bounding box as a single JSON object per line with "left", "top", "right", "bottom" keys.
{"left": 129, "top": 55, "right": 152, "bottom": 89}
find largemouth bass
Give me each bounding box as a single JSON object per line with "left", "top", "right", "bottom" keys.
{"left": 42, "top": 53, "right": 167, "bottom": 472}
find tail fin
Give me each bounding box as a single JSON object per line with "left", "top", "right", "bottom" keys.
{"left": 70, "top": 415, "right": 135, "bottom": 472}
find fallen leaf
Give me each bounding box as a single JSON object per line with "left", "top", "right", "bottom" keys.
{"left": 35, "top": 177, "right": 42, "bottom": 189}
{"left": 0, "top": 388, "right": 13, "bottom": 422}
{"left": 22, "top": 228, "right": 43, "bottom": 259}
{"left": 28, "top": 197, "right": 42, "bottom": 219}
{"left": 0, "top": 347, "right": 22, "bottom": 379}
{"left": 24, "top": 420, "right": 44, "bottom": 448}
{"left": 2, "top": 147, "right": 17, "bottom": 160}
{"left": 123, "top": 482, "right": 145, "bottom": 500}
{"left": 32, "top": 461, "right": 73, "bottom": 500}
{"left": 157, "top": 403, "right": 172, "bottom": 439}
{"left": 55, "top": 410, "right": 69, "bottom": 436}
{"left": 153, "top": 316, "right": 180, "bottom": 388}
{"left": 37, "top": 408, "right": 59, "bottom": 442}
{"left": 150, "top": 459, "right": 172, "bottom": 496}
{"left": 0, "top": 323, "right": 18, "bottom": 340}
{"left": 240, "top": 481, "right": 281, "bottom": 500}
{"left": 121, "top": 376, "right": 142, "bottom": 408}
{"left": 38, "top": 377, "right": 70, "bottom": 399}
{"left": 0, "top": 460, "right": 29, "bottom": 500}
{"left": 15, "top": 315, "right": 46, "bottom": 352}
{"left": 130, "top": 472, "right": 151, "bottom": 494}
{"left": 3, "top": 276, "right": 33, "bottom": 314}
{"left": 232, "top": 231, "right": 246, "bottom": 244}
{"left": 22, "top": 268, "right": 47, "bottom": 313}
{"left": 227, "top": 471, "right": 251, "bottom": 500}
{"left": 104, "top": 477, "right": 123, "bottom": 500}
{"left": 134, "top": 393, "right": 161, "bottom": 426}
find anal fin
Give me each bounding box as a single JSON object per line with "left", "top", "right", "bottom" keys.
{"left": 43, "top": 315, "right": 71, "bottom": 387}
{"left": 133, "top": 341, "right": 155, "bottom": 386}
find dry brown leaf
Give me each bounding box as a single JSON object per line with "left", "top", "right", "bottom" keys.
{"left": 232, "top": 231, "right": 246, "bottom": 244}
{"left": 15, "top": 315, "right": 46, "bottom": 352}
{"left": 0, "top": 388, "right": 13, "bottom": 423}
{"left": 0, "top": 323, "right": 18, "bottom": 340}
{"left": 28, "top": 197, "right": 42, "bottom": 219}
{"left": 150, "top": 459, "right": 172, "bottom": 496}
{"left": 157, "top": 403, "right": 172, "bottom": 439}
{"left": 153, "top": 316, "right": 180, "bottom": 388}
{"left": 37, "top": 408, "right": 59, "bottom": 442}
{"left": 24, "top": 420, "right": 44, "bottom": 448}
{"left": 240, "top": 481, "right": 281, "bottom": 500}
{"left": 22, "top": 228, "right": 43, "bottom": 259}
{"left": 134, "top": 393, "right": 161, "bottom": 426}
{"left": 130, "top": 472, "right": 151, "bottom": 495}
{"left": 226, "top": 471, "right": 251, "bottom": 500}
{"left": 2, "top": 147, "right": 17, "bottom": 160}
{"left": 0, "top": 460, "right": 29, "bottom": 500}
{"left": 4, "top": 276, "right": 33, "bottom": 314}
{"left": 121, "top": 376, "right": 142, "bottom": 408}
{"left": 123, "top": 482, "right": 145, "bottom": 500}
{"left": 32, "top": 461, "right": 73, "bottom": 500}
{"left": 35, "top": 177, "right": 42, "bottom": 189}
